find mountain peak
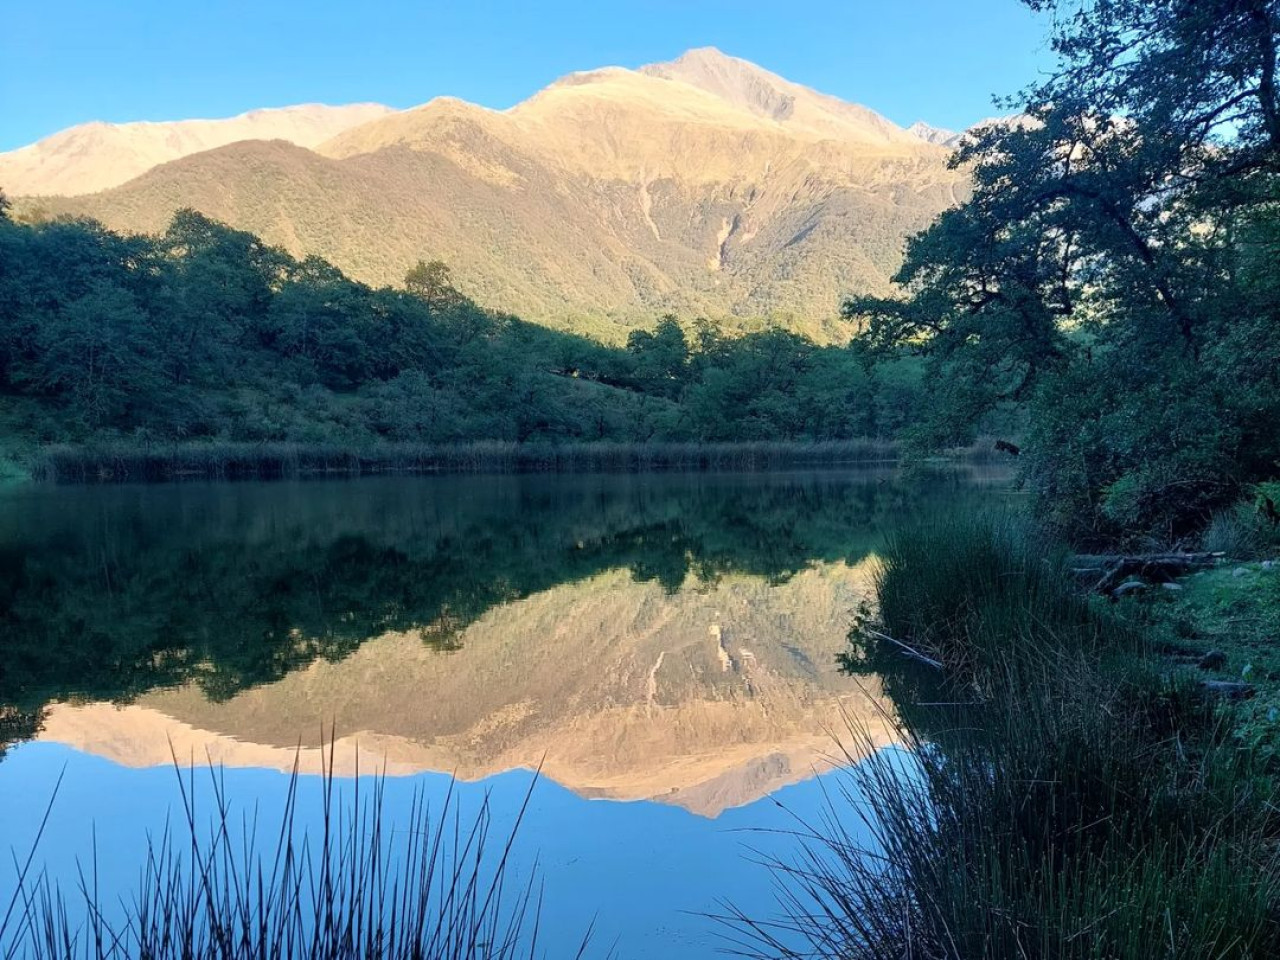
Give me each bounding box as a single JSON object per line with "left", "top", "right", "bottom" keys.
{"left": 907, "top": 121, "right": 960, "bottom": 146}
{"left": 666, "top": 46, "right": 749, "bottom": 69}
{"left": 640, "top": 48, "right": 796, "bottom": 123}
{"left": 641, "top": 48, "right": 921, "bottom": 148}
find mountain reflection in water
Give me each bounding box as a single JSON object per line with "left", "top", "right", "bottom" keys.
{"left": 0, "top": 468, "right": 1008, "bottom": 955}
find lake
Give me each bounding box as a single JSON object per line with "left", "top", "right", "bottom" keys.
{"left": 0, "top": 468, "right": 1009, "bottom": 957}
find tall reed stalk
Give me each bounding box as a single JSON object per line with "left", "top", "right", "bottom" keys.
{"left": 1, "top": 748, "right": 586, "bottom": 959}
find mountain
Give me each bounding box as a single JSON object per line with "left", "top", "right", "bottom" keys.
{"left": 907, "top": 120, "right": 961, "bottom": 147}
{"left": 9, "top": 49, "right": 967, "bottom": 338}
{"left": 0, "top": 103, "right": 394, "bottom": 197}
{"left": 908, "top": 114, "right": 1042, "bottom": 150}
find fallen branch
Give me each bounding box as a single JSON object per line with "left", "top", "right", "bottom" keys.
{"left": 1075, "top": 552, "right": 1225, "bottom": 567}
{"left": 1199, "top": 680, "right": 1255, "bottom": 701}
{"left": 864, "top": 628, "right": 945, "bottom": 671}
{"left": 1083, "top": 552, "right": 1224, "bottom": 597}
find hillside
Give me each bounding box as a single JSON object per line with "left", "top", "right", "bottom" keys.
{"left": 10, "top": 49, "right": 967, "bottom": 338}
{"left": 0, "top": 103, "right": 393, "bottom": 197}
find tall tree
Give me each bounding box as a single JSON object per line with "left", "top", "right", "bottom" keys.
{"left": 848, "top": 0, "right": 1280, "bottom": 537}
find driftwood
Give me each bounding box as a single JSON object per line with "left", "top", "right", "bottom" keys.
{"left": 1112, "top": 579, "right": 1148, "bottom": 598}
{"left": 864, "top": 628, "right": 945, "bottom": 672}
{"left": 1079, "top": 552, "right": 1224, "bottom": 597}
{"left": 1197, "top": 650, "right": 1226, "bottom": 670}
{"left": 1199, "top": 680, "right": 1256, "bottom": 701}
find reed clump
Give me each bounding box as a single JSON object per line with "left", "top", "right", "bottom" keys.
{"left": 0, "top": 754, "right": 584, "bottom": 960}
{"left": 728, "top": 514, "right": 1280, "bottom": 959}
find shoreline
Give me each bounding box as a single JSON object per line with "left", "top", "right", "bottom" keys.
{"left": 13, "top": 439, "right": 903, "bottom": 485}
{"left": 6, "top": 437, "right": 1019, "bottom": 485}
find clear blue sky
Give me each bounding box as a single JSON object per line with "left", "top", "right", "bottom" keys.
{"left": 1, "top": 0, "right": 1053, "bottom": 151}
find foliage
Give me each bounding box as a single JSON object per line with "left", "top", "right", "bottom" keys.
{"left": 847, "top": 0, "right": 1280, "bottom": 541}
{"left": 0, "top": 209, "right": 920, "bottom": 457}
{"left": 1135, "top": 556, "right": 1280, "bottom": 764}
{"left": 404, "top": 258, "right": 466, "bottom": 309}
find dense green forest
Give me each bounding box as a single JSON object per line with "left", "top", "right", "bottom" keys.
{"left": 847, "top": 0, "right": 1280, "bottom": 543}
{"left": 0, "top": 197, "right": 928, "bottom": 470}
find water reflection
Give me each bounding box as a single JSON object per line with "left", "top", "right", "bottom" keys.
{"left": 38, "top": 556, "right": 886, "bottom": 815}
{"left": 0, "top": 468, "right": 1007, "bottom": 955}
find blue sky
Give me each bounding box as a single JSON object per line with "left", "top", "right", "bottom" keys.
{"left": 1, "top": 0, "right": 1053, "bottom": 151}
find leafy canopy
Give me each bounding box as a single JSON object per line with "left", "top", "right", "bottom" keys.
{"left": 847, "top": 0, "right": 1280, "bottom": 539}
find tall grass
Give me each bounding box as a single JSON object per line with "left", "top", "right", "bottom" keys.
{"left": 28, "top": 439, "right": 899, "bottom": 484}
{"left": 726, "top": 514, "right": 1280, "bottom": 958}
{"left": 0, "top": 751, "right": 586, "bottom": 960}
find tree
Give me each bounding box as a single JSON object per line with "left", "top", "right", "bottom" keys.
{"left": 847, "top": 0, "right": 1280, "bottom": 538}
{"left": 404, "top": 259, "right": 465, "bottom": 308}
{"left": 626, "top": 315, "right": 689, "bottom": 399}
{"left": 0, "top": 188, "right": 10, "bottom": 222}
{"left": 158, "top": 209, "right": 286, "bottom": 386}
{"left": 1024, "top": 0, "right": 1280, "bottom": 167}
{"left": 36, "top": 282, "right": 161, "bottom": 428}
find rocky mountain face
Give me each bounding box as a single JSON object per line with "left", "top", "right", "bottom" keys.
{"left": 7, "top": 48, "right": 969, "bottom": 337}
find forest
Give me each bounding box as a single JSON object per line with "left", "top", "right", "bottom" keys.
{"left": 0, "top": 198, "right": 929, "bottom": 477}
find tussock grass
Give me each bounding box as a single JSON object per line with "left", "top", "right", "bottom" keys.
{"left": 725, "top": 514, "right": 1280, "bottom": 959}
{"left": 28, "top": 439, "right": 898, "bottom": 484}
{"left": 0, "top": 750, "right": 585, "bottom": 960}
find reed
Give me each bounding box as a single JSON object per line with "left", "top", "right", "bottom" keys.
{"left": 27, "top": 439, "right": 899, "bottom": 484}
{"left": 0, "top": 749, "right": 586, "bottom": 960}
{"left": 723, "top": 514, "right": 1280, "bottom": 959}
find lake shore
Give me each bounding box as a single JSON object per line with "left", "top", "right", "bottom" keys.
{"left": 16, "top": 438, "right": 899, "bottom": 484}
{"left": 5, "top": 437, "right": 1021, "bottom": 485}
{"left": 758, "top": 515, "right": 1280, "bottom": 957}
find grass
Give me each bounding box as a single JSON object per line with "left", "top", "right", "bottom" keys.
{"left": 0, "top": 750, "right": 586, "bottom": 960}
{"left": 726, "top": 514, "right": 1280, "bottom": 959}
{"left": 1136, "top": 557, "right": 1280, "bottom": 764}
{"left": 1200, "top": 485, "right": 1280, "bottom": 559}
{"left": 26, "top": 439, "right": 899, "bottom": 484}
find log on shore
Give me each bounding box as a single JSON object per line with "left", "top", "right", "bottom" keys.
{"left": 1080, "top": 552, "right": 1224, "bottom": 597}
{"left": 1199, "top": 680, "right": 1256, "bottom": 701}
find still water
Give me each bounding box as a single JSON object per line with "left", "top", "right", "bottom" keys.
{"left": 0, "top": 468, "right": 1007, "bottom": 956}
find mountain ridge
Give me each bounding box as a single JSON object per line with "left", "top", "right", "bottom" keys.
{"left": 8, "top": 49, "right": 969, "bottom": 337}
{"left": 0, "top": 102, "right": 394, "bottom": 197}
